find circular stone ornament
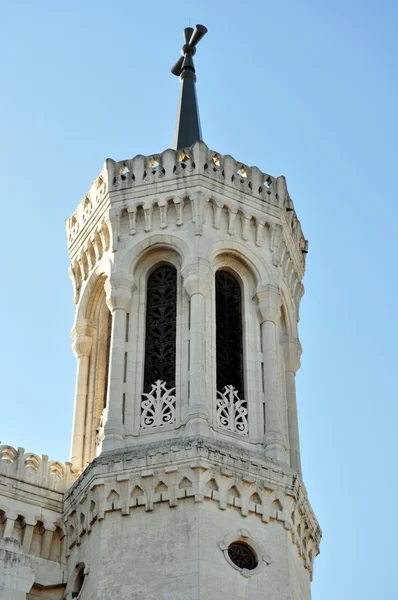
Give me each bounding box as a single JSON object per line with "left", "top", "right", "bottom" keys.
{"left": 219, "top": 529, "right": 271, "bottom": 578}
{"left": 228, "top": 541, "right": 258, "bottom": 570}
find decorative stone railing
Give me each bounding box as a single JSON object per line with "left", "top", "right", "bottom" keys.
{"left": 0, "top": 445, "right": 77, "bottom": 493}
{"left": 108, "top": 143, "right": 277, "bottom": 200}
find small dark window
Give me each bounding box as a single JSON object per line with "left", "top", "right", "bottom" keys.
{"left": 103, "top": 309, "right": 112, "bottom": 408}
{"left": 215, "top": 270, "right": 244, "bottom": 396}
{"left": 143, "top": 265, "right": 177, "bottom": 392}
{"left": 228, "top": 542, "right": 257, "bottom": 570}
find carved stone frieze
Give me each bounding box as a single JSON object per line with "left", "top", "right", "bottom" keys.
{"left": 63, "top": 438, "right": 320, "bottom": 578}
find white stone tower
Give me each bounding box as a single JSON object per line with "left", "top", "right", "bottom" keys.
{"left": 63, "top": 25, "right": 320, "bottom": 599}
{"left": 0, "top": 25, "right": 320, "bottom": 600}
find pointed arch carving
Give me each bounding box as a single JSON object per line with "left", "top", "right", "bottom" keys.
{"left": 71, "top": 269, "right": 112, "bottom": 466}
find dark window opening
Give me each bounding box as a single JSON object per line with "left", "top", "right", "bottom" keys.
{"left": 215, "top": 270, "right": 244, "bottom": 397}
{"left": 103, "top": 309, "right": 112, "bottom": 408}
{"left": 228, "top": 542, "right": 257, "bottom": 570}
{"left": 143, "top": 265, "right": 177, "bottom": 393}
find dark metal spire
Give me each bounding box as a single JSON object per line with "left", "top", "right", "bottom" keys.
{"left": 171, "top": 24, "right": 207, "bottom": 150}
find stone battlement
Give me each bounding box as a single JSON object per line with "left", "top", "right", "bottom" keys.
{"left": 66, "top": 142, "right": 283, "bottom": 249}
{"left": 65, "top": 141, "right": 308, "bottom": 311}
{"left": 0, "top": 445, "right": 77, "bottom": 493}
{"left": 66, "top": 142, "right": 306, "bottom": 246}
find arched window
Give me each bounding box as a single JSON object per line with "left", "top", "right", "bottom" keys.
{"left": 216, "top": 270, "right": 244, "bottom": 394}
{"left": 215, "top": 270, "right": 248, "bottom": 435}
{"left": 143, "top": 265, "right": 177, "bottom": 391}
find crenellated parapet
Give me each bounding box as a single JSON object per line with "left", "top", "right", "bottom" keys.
{"left": 66, "top": 142, "right": 308, "bottom": 313}
{"left": 0, "top": 446, "right": 73, "bottom": 582}
{"left": 0, "top": 445, "right": 77, "bottom": 493}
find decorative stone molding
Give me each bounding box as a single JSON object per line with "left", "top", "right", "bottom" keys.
{"left": 0, "top": 485, "right": 67, "bottom": 563}
{"left": 219, "top": 530, "right": 271, "bottom": 577}
{"left": 104, "top": 273, "right": 136, "bottom": 313}
{"left": 254, "top": 285, "right": 282, "bottom": 324}
{"left": 63, "top": 438, "right": 321, "bottom": 578}
{"left": 181, "top": 259, "right": 212, "bottom": 298}
{"left": 0, "top": 445, "right": 76, "bottom": 492}
{"left": 71, "top": 319, "right": 96, "bottom": 359}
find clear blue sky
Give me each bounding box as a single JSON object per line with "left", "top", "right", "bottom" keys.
{"left": 1, "top": 1, "right": 397, "bottom": 598}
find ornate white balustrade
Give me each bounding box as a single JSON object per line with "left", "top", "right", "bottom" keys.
{"left": 216, "top": 385, "right": 248, "bottom": 435}
{"left": 141, "top": 380, "right": 176, "bottom": 429}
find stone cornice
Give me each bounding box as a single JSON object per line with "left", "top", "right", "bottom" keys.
{"left": 63, "top": 437, "right": 320, "bottom": 578}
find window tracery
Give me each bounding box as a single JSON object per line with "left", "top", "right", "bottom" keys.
{"left": 215, "top": 270, "right": 247, "bottom": 434}
{"left": 142, "top": 265, "right": 177, "bottom": 428}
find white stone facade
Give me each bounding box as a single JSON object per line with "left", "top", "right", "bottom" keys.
{"left": 0, "top": 141, "right": 320, "bottom": 599}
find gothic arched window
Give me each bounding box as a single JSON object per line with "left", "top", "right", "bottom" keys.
{"left": 215, "top": 270, "right": 248, "bottom": 435}
{"left": 143, "top": 265, "right": 177, "bottom": 393}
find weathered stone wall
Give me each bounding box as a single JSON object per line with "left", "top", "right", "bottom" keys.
{"left": 0, "top": 447, "right": 76, "bottom": 598}
{"left": 67, "top": 501, "right": 311, "bottom": 600}
{"left": 63, "top": 439, "right": 319, "bottom": 600}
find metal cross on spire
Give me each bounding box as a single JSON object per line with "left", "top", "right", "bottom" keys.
{"left": 171, "top": 24, "right": 207, "bottom": 150}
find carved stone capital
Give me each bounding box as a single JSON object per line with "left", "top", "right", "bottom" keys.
{"left": 181, "top": 259, "right": 212, "bottom": 298}
{"left": 281, "top": 337, "right": 302, "bottom": 373}
{"left": 253, "top": 285, "right": 281, "bottom": 324}
{"left": 71, "top": 319, "right": 96, "bottom": 358}
{"left": 43, "top": 521, "right": 57, "bottom": 532}
{"left": 4, "top": 510, "right": 18, "bottom": 522}
{"left": 105, "top": 273, "right": 136, "bottom": 312}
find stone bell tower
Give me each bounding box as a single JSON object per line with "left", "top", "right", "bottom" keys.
{"left": 64, "top": 24, "right": 320, "bottom": 600}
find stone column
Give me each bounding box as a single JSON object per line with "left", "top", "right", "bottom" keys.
{"left": 181, "top": 259, "right": 212, "bottom": 436}
{"left": 41, "top": 522, "right": 56, "bottom": 560}
{"left": 21, "top": 518, "right": 37, "bottom": 554}
{"left": 282, "top": 337, "right": 302, "bottom": 475}
{"left": 254, "top": 285, "right": 288, "bottom": 464}
{"left": 70, "top": 319, "right": 95, "bottom": 469}
{"left": 102, "top": 274, "right": 135, "bottom": 452}
{"left": 3, "top": 511, "right": 17, "bottom": 539}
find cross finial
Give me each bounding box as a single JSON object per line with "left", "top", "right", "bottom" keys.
{"left": 171, "top": 25, "right": 208, "bottom": 150}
